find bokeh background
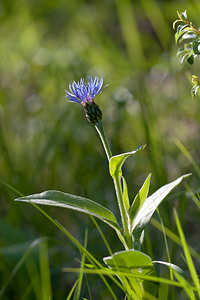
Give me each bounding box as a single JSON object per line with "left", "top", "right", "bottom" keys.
{"left": 0, "top": 0, "right": 200, "bottom": 299}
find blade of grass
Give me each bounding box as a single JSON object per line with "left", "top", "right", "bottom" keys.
{"left": 174, "top": 210, "right": 200, "bottom": 298}
{"left": 66, "top": 280, "right": 78, "bottom": 300}
{"left": 143, "top": 291, "right": 159, "bottom": 300}
{"left": 156, "top": 209, "right": 172, "bottom": 272}
{"left": 26, "top": 256, "right": 42, "bottom": 300}
{"left": 116, "top": 0, "right": 144, "bottom": 65}
{"left": 74, "top": 230, "right": 88, "bottom": 300}
{"left": 0, "top": 178, "right": 24, "bottom": 197}
{"left": 150, "top": 218, "right": 200, "bottom": 262}
{"left": 90, "top": 216, "right": 113, "bottom": 256}
{"left": 85, "top": 274, "right": 92, "bottom": 300}
{"left": 186, "top": 183, "right": 200, "bottom": 210}
{"left": 175, "top": 138, "right": 200, "bottom": 178}
{"left": 173, "top": 270, "right": 196, "bottom": 300}
{"left": 90, "top": 217, "right": 136, "bottom": 297}
{"left": 62, "top": 267, "right": 199, "bottom": 291}
{"left": 39, "top": 240, "right": 52, "bottom": 300}
{"left": 139, "top": 0, "right": 170, "bottom": 48}
{"left": 20, "top": 281, "right": 34, "bottom": 300}
{"left": 155, "top": 208, "right": 171, "bottom": 300}
{"left": 29, "top": 203, "right": 120, "bottom": 300}
{"left": 0, "top": 179, "right": 122, "bottom": 298}
{"left": 0, "top": 238, "right": 43, "bottom": 299}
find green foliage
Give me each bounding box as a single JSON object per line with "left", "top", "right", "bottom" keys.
{"left": 175, "top": 210, "right": 200, "bottom": 298}
{"left": 39, "top": 241, "right": 52, "bottom": 300}
{"left": 1, "top": 1, "right": 200, "bottom": 299}
{"left": 173, "top": 10, "right": 200, "bottom": 65}
{"left": 191, "top": 75, "right": 200, "bottom": 98}
{"left": 104, "top": 250, "right": 154, "bottom": 298}
{"left": 173, "top": 10, "right": 200, "bottom": 97}
{"left": 66, "top": 280, "right": 78, "bottom": 300}
{"left": 122, "top": 176, "right": 130, "bottom": 213}
{"left": 104, "top": 249, "right": 153, "bottom": 275}
{"left": 16, "top": 190, "right": 121, "bottom": 232}
{"left": 15, "top": 141, "right": 190, "bottom": 298}
{"left": 14, "top": 96, "right": 192, "bottom": 298}
{"left": 74, "top": 231, "right": 87, "bottom": 300}
{"left": 129, "top": 173, "right": 151, "bottom": 225}
{"left": 131, "top": 174, "right": 190, "bottom": 239}
{"left": 109, "top": 145, "right": 146, "bottom": 179}
{"left": 153, "top": 261, "right": 185, "bottom": 278}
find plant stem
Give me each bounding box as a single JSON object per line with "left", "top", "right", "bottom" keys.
{"left": 113, "top": 175, "right": 132, "bottom": 249}
{"left": 95, "top": 121, "right": 132, "bottom": 249}
{"left": 95, "top": 121, "right": 112, "bottom": 160}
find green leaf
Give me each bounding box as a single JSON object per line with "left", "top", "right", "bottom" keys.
{"left": 177, "top": 46, "right": 194, "bottom": 65}
{"left": 104, "top": 250, "right": 154, "bottom": 298}
{"left": 177, "top": 24, "right": 190, "bottom": 33}
{"left": 177, "top": 47, "right": 186, "bottom": 55}
{"left": 179, "top": 32, "right": 197, "bottom": 42}
{"left": 109, "top": 145, "right": 146, "bottom": 179}
{"left": 179, "top": 52, "right": 188, "bottom": 64}
{"left": 173, "top": 19, "right": 181, "bottom": 30}
{"left": 122, "top": 176, "right": 130, "bottom": 212}
{"left": 131, "top": 174, "right": 191, "bottom": 237}
{"left": 187, "top": 55, "right": 194, "bottom": 65}
{"left": 180, "top": 10, "right": 187, "bottom": 21}
{"left": 193, "top": 39, "right": 200, "bottom": 54}
{"left": 175, "top": 31, "right": 186, "bottom": 44}
{"left": 129, "top": 174, "right": 151, "bottom": 225}
{"left": 191, "top": 84, "right": 199, "bottom": 98}
{"left": 15, "top": 190, "right": 121, "bottom": 232}
{"left": 177, "top": 48, "right": 186, "bottom": 56}
{"left": 177, "top": 48, "right": 188, "bottom": 64}
{"left": 153, "top": 261, "right": 186, "bottom": 278}
{"left": 104, "top": 249, "right": 153, "bottom": 274}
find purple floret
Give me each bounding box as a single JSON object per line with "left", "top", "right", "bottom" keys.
{"left": 65, "top": 76, "right": 105, "bottom": 104}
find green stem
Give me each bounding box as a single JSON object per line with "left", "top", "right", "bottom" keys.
{"left": 114, "top": 176, "right": 132, "bottom": 249}
{"left": 95, "top": 121, "right": 112, "bottom": 160}
{"left": 95, "top": 121, "right": 132, "bottom": 249}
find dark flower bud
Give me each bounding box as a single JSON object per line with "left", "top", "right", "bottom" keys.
{"left": 82, "top": 100, "right": 102, "bottom": 124}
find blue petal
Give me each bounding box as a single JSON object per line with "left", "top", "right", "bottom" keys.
{"left": 65, "top": 76, "right": 106, "bottom": 104}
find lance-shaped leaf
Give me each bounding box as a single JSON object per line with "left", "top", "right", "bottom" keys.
{"left": 175, "top": 30, "right": 187, "bottom": 44}
{"left": 104, "top": 249, "right": 153, "bottom": 274}
{"left": 193, "top": 39, "right": 200, "bottom": 54}
{"left": 131, "top": 174, "right": 191, "bottom": 237}
{"left": 109, "top": 145, "right": 146, "bottom": 179}
{"left": 179, "top": 10, "right": 188, "bottom": 21}
{"left": 129, "top": 173, "right": 151, "bottom": 225}
{"left": 122, "top": 176, "right": 130, "bottom": 213}
{"left": 15, "top": 190, "right": 121, "bottom": 232}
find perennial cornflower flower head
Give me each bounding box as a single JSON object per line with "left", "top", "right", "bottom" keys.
{"left": 65, "top": 76, "right": 106, "bottom": 124}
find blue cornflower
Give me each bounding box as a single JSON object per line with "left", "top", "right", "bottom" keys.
{"left": 65, "top": 76, "right": 106, "bottom": 124}
{"left": 65, "top": 76, "right": 104, "bottom": 104}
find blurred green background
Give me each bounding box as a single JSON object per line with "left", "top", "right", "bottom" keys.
{"left": 0, "top": 0, "right": 200, "bottom": 299}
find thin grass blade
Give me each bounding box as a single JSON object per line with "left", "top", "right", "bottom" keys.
{"left": 174, "top": 210, "right": 200, "bottom": 298}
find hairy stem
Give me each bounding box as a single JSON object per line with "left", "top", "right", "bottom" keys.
{"left": 113, "top": 175, "right": 132, "bottom": 249}
{"left": 95, "top": 120, "right": 132, "bottom": 249}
